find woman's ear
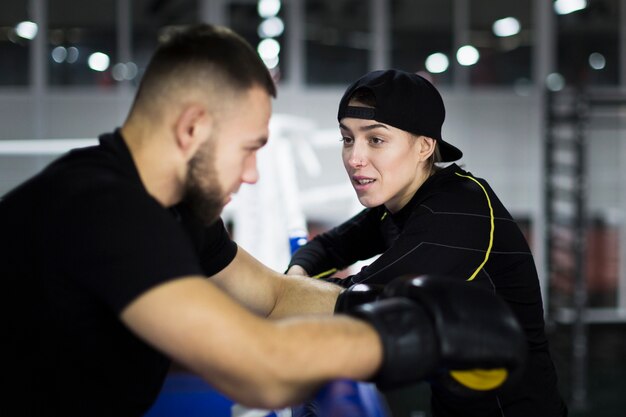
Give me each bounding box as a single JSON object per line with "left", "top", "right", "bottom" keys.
{"left": 418, "top": 136, "right": 437, "bottom": 161}
{"left": 174, "top": 103, "right": 213, "bottom": 161}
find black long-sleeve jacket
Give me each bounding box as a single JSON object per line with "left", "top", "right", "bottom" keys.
{"left": 289, "top": 164, "right": 566, "bottom": 417}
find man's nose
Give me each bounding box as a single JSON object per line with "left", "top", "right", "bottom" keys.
{"left": 241, "top": 153, "right": 259, "bottom": 184}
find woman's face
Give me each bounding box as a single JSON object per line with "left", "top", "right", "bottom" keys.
{"left": 340, "top": 115, "right": 431, "bottom": 213}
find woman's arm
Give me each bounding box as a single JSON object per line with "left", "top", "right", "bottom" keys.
{"left": 288, "top": 208, "right": 387, "bottom": 279}
{"left": 344, "top": 206, "right": 489, "bottom": 285}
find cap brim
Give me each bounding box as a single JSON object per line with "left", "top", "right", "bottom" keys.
{"left": 438, "top": 139, "right": 463, "bottom": 162}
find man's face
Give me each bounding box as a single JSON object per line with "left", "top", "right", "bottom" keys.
{"left": 184, "top": 86, "right": 271, "bottom": 224}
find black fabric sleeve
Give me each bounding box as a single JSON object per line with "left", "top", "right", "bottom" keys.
{"left": 49, "top": 184, "right": 205, "bottom": 313}
{"left": 344, "top": 203, "right": 491, "bottom": 285}
{"left": 173, "top": 203, "right": 238, "bottom": 276}
{"left": 288, "top": 208, "right": 387, "bottom": 277}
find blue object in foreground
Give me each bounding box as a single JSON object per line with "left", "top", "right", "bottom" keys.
{"left": 144, "top": 374, "right": 389, "bottom": 417}
{"left": 289, "top": 229, "right": 309, "bottom": 255}
{"left": 143, "top": 374, "right": 233, "bottom": 417}
{"left": 293, "top": 379, "right": 390, "bottom": 417}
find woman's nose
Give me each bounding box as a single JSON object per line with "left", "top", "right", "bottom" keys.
{"left": 346, "top": 143, "right": 368, "bottom": 168}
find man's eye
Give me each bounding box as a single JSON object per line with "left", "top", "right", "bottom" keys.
{"left": 370, "top": 137, "right": 384, "bottom": 145}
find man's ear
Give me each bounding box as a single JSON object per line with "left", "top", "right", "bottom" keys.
{"left": 174, "top": 103, "right": 213, "bottom": 160}
{"left": 418, "top": 136, "right": 436, "bottom": 161}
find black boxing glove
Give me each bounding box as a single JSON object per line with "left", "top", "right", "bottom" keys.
{"left": 347, "top": 275, "right": 527, "bottom": 393}
{"left": 383, "top": 275, "right": 528, "bottom": 396}
{"left": 348, "top": 297, "right": 440, "bottom": 390}
{"left": 334, "top": 283, "right": 384, "bottom": 313}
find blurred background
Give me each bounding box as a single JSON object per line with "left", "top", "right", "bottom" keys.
{"left": 1, "top": 0, "right": 625, "bottom": 416}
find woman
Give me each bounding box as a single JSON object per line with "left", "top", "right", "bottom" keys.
{"left": 287, "top": 70, "right": 567, "bottom": 417}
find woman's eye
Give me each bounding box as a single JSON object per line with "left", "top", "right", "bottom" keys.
{"left": 340, "top": 137, "right": 354, "bottom": 145}
{"left": 370, "top": 137, "right": 384, "bottom": 145}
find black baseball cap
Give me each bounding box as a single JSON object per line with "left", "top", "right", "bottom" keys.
{"left": 337, "top": 69, "right": 462, "bottom": 162}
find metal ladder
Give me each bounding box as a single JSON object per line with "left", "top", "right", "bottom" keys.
{"left": 545, "top": 88, "right": 626, "bottom": 410}
{"left": 544, "top": 88, "right": 589, "bottom": 410}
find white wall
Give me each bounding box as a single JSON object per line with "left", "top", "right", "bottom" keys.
{"left": 273, "top": 87, "right": 544, "bottom": 220}
{"left": 0, "top": 87, "right": 621, "bottom": 226}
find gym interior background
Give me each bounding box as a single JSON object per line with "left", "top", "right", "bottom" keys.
{"left": 1, "top": 0, "right": 625, "bottom": 415}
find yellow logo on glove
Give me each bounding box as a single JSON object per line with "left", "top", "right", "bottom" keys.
{"left": 449, "top": 368, "right": 508, "bottom": 391}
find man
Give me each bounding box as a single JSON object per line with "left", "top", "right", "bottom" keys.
{"left": 2, "top": 25, "right": 525, "bottom": 417}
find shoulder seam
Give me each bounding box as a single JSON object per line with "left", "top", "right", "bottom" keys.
{"left": 358, "top": 241, "right": 531, "bottom": 284}
{"left": 420, "top": 204, "right": 517, "bottom": 223}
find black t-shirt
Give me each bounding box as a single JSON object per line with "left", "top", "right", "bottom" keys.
{"left": 1, "top": 130, "right": 237, "bottom": 417}
{"left": 290, "top": 164, "right": 567, "bottom": 417}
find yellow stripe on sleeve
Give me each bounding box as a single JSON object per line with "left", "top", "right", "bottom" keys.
{"left": 311, "top": 268, "right": 338, "bottom": 279}
{"left": 454, "top": 172, "right": 495, "bottom": 282}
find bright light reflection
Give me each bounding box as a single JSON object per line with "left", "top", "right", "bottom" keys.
{"left": 492, "top": 17, "right": 521, "bottom": 37}
{"left": 88, "top": 52, "right": 110, "bottom": 72}
{"left": 67, "top": 47, "right": 79, "bottom": 63}
{"left": 112, "top": 63, "right": 127, "bottom": 81}
{"left": 554, "top": 0, "right": 587, "bottom": 15}
{"left": 263, "top": 55, "right": 279, "bottom": 69}
{"left": 257, "top": 38, "right": 280, "bottom": 60}
{"left": 588, "top": 53, "right": 606, "bottom": 70}
{"left": 258, "top": 0, "right": 281, "bottom": 18}
{"left": 125, "top": 62, "right": 138, "bottom": 79}
{"left": 546, "top": 73, "right": 565, "bottom": 91}
{"left": 15, "top": 21, "right": 38, "bottom": 40}
{"left": 456, "top": 45, "right": 480, "bottom": 66}
{"left": 51, "top": 46, "right": 67, "bottom": 63}
{"left": 425, "top": 53, "right": 449, "bottom": 74}
{"left": 258, "top": 17, "right": 284, "bottom": 38}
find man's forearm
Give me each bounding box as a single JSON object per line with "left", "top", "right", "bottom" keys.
{"left": 211, "top": 247, "right": 341, "bottom": 318}
{"left": 268, "top": 274, "right": 342, "bottom": 319}
{"left": 226, "top": 314, "right": 383, "bottom": 408}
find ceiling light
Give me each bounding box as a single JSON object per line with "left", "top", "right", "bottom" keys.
{"left": 546, "top": 73, "right": 565, "bottom": 91}
{"left": 88, "top": 52, "right": 110, "bottom": 72}
{"left": 258, "top": 0, "right": 281, "bottom": 18}
{"left": 588, "top": 53, "right": 606, "bottom": 70}
{"left": 15, "top": 21, "right": 38, "bottom": 40}
{"left": 456, "top": 45, "right": 480, "bottom": 66}
{"left": 554, "top": 0, "right": 587, "bottom": 15}
{"left": 258, "top": 17, "right": 284, "bottom": 38}
{"left": 257, "top": 38, "right": 280, "bottom": 60}
{"left": 425, "top": 53, "right": 449, "bottom": 74}
{"left": 492, "top": 17, "right": 521, "bottom": 37}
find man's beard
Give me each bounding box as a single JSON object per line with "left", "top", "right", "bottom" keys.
{"left": 183, "top": 140, "right": 225, "bottom": 226}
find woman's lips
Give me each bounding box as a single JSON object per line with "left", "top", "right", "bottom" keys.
{"left": 352, "top": 176, "right": 376, "bottom": 191}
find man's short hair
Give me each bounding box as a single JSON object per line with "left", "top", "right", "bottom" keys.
{"left": 131, "top": 24, "right": 276, "bottom": 115}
